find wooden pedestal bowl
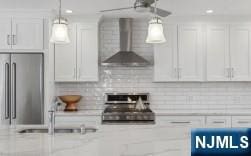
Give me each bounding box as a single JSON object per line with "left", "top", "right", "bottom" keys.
{"left": 58, "top": 95, "right": 82, "bottom": 112}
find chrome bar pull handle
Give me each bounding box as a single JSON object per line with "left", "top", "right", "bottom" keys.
{"left": 7, "top": 35, "right": 11, "bottom": 45}
{"left": 231, "top": 68, "right": 234, "bottom": 78}
{"left": 178, "top": 68, "right": 182, "bottom": 79}
{"left": 174, "top": 68, "right": 178, "bottom": 79}
{"left": 12, "top": 35, "right": 17, "bottom": 45}
{"left": 73, "top": 68, "right": 76, "bottom": 78}
{"left": 12, "top": 63, "right": 17, "bottom": 119}
{"left": 226, "top": 68, "right": 230, "bottom": 78}
{"left": 78, "top": 68, "right": 81, "bottom": 78}
{"left": 4, "top": 63, "right": 10, "bottom": 119}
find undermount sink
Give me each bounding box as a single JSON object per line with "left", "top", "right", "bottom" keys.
{"left": 18, "top": 127, "right": 97, "bottom": 134}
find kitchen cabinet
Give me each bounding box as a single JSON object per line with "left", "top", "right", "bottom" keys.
{"left": 230, "top": 24, "right": 251, "bottom": 81}
{"left": 205, "top": 116, "right": 231, "bottom": 128}
{"left": 178, "top": 24, "right": 203, "bottom": 81}
{"left": 154, "top": 24, "right": 178, "bottom": 81}
{"left": 231, "top": 116, "right": 251, "bottom": 128}
{"left": 156, "top": 116, "right": 205, "bottom": 128}
{"left": 0, "top": 18, "right": 43, "bottom": 50}
{"left": 54, "top": 22, "right": 99, "bottom": 82}
{"left": 206, "top": 24, "right": 251, "bottom": 81}
{"left": 0, "top": 18, "right": 12, "bottom": 49}
{"left": 206, "top": 24, "right": 230, "bottom": 81}
{"left": 154, "top": 24, "right": 203, "bottom": 82}
{"left": 54, "top": 24, "right": 77, "bottom": 81}
{"left": 77, "top": 23, "right": 99, "bottom": 81}
{"left": 55, "top": 115, "right": 101, "bottom": 126}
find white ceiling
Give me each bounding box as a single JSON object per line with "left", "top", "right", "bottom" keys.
{"left": 0, "top": 0, "right": 251, "bottom": 16}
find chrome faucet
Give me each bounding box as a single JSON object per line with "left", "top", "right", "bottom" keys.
{"left": 48, "top": 98, "right": 61, "bottom": 135}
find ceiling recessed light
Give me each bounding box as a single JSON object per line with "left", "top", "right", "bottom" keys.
{"left": 206, "top": 10, "right": 214, "bottom": 14}
{"left": 65, "top": 9, "right": 73, "bottom": 14}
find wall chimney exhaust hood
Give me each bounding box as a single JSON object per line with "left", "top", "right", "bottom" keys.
{"left": 102, "top": 18, "right": 150, "bottom": 67}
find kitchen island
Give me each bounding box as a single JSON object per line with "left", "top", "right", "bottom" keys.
{"left": 0, "top": 125, "right": 190, "bottom": 156}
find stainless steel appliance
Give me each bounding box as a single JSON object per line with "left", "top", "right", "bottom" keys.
{"left": 102, "top": 93, "right": 155, "bottom": 124}
{"left": 0, "top": 53, "right": 44, "bottom": 125}
{"left": 102, "top": 18, "right": 150, "bottom": 67}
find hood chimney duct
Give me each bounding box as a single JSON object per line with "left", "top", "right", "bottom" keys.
{"left": 102, "top": 18, "right": 150, "bottom": 67}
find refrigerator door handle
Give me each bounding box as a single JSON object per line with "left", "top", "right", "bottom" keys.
{"left": 12, "top": 63, "right": 17, "bottom": 119}
{"left": 4, "top": 63, "right": 10, "bottom": 119}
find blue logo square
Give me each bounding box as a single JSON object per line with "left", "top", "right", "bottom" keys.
{"left": 191, "top": 128, "right": 251, "bottom": 156}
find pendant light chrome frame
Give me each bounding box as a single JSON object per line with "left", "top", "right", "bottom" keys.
{"left": 146, "top": 0, "right": 166, "bottom": 44}
{"left": 50, "top": 0, "right": 70, "bottom": 44}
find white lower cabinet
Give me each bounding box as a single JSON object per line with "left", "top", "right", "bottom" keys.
{"left": 54, "top": 115, "right": 251, "bottom": 129}
{"left": 55, "top": 116, "right": 101, "bottom": 127}
{"left": 156, "top": 116, "right": 205, "bottom": 128}
{"left": 205, "top": 116, "right": 231, "bottom": 128}
{"left": 231, "top": 116, "right": 251, "bottom": 128}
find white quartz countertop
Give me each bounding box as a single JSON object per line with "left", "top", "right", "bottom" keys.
{"left": 0, "top": 124, "right": 190, "bottom": 156}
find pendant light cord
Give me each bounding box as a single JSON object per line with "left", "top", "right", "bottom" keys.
{"left": 154, "top": 0, "right": 157, "bottom": 15}
{"left": 58, "top": 0, "right": 61, "bottom": 24}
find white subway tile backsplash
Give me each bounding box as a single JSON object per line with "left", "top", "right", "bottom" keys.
{"left": 55, "top": 19, "right": 251, "bottom": 113}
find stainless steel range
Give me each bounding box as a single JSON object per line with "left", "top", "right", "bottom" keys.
{"left": 102, "top": 93, "right": 155, "bottom": 124}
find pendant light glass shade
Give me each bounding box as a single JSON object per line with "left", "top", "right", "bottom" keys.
{"left": 50, "top": 0, "right": 70, "bottom": 44}
{"left": 50, "top": 19, "right": 70, "bottom": 44}
{"left": 146, "top": 17, "right": 166, "bottom": 44}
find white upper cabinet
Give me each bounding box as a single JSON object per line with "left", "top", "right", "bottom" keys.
{"left": 12, "top": 18, "right": 43, "bottom": 50}
{"left": 230, "top": 24, "right": 251, "bottom": 81}
{"left": 77, "top": 23, "right": 99, "bottom": 81}
{"left": 154, "top": 24, "right": 203, "bottom": 82}
{"left": 0, "top": 18, "right": 12, "bottom": 49}
{"left": 206, "top": 24, "right": 230, "bottom": 81}
{"left": 54, "top": 24, "right": 77, "bottom": 82}
{"left": 178, "top": 24, "right": 203, "bottom": 81}
{"left": 0, "top": 18, "right": 43, "bottom": 50}
{"left": 154, "top": 24, "right": 178, "bottom": 82}
{"left": 54, "top": 23, "right": 99, "bottom": 82}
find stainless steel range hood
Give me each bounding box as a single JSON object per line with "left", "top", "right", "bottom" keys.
{"left": 102, "top": 18, "right": 150, "bottom": 67}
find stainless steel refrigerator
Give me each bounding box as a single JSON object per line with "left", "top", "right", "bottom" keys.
{"left": 0, "top": 53, "right": 44, "bottom": 125}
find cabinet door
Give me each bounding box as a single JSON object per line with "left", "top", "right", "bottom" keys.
{"left": 154, "top": 24, "right": 178, "bottom": 82}
{"left": 178, "top": 24, "right": 203, "bottom": 81}
{"left": 232, "top": 116, "right": 251, "bottom": 128}
{"left": 54, "top": 24, "right": 77, "bottom": 82}
{"left": 206, "top": 24, "right": 230, "bottom": 81}
{"left": 0, "top": 18, "right": 12, "bottom": 50}
{"left": 12, "top": 18, "right": 43, "bottom": 50}
{"left": 206, "top": 116, "right": 231, "bottom": 128}
{"left": 230, "top": 25, "right": 251, "bottom": 81}
{"left": 77, "top": 23, "right": 98, "bottom": 81}
{"left": 156, "top": 116, "right": 205, "bottom": 128}
{"left": 55, "top": 116, "right": 101, "bottom": 127}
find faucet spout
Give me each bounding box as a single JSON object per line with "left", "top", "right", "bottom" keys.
{"left": 48, "top": 110, "right": 55, "bottom": 135}
{"left": 48, "top": 97, "right": 62, "bottom": 135}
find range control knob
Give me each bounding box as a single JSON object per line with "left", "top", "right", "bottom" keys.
{"left": 137, "top": 116, "right": 142, "bottom": 120}
{"left": 115, "top": 116, "right": 120, "bottom": 120}
{"left": 143, "top": 116, "right": 148, "bottom": 120}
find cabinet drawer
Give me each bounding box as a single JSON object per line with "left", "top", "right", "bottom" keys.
{"left": 156, "top": 116, "right": 205, "bottom": 128}
{"left": 55, "top": 116, "right": 101, "bottom": 127}
{"left": 232, "top": 116, "right": 251, "bottom": 128}
{"left": 206, "top": 116, "right": 231, "bottom": 128}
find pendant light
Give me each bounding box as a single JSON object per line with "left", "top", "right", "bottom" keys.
{"left": 146, "top": 0, "right": 166, "bottom": 44}
{"left": 50, "top": 0, "right": 70, "bottom": 44}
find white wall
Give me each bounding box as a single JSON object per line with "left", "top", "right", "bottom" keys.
{"left": 55, "top": 18, "right": 251, "bottom": 114}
